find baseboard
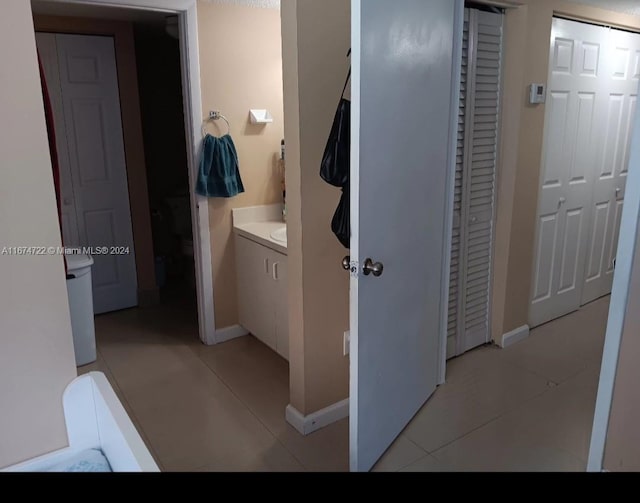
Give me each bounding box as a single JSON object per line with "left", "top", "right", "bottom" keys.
{"left": 285, "top": 399, "right": 349, "bottom": 436}
{"left": 215, "top": 325, "right": 249, "bottom": 344}
{"left": 498, "top": 324, "right": 530, "bottom": 348}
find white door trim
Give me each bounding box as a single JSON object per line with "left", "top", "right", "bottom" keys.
{"left": 49, "top": 0, "right": 216, "bottom": 344}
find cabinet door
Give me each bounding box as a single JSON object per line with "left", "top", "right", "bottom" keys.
{"left": 236, "top": 236, "right": 276, "bottom": 350}
{"left": 270, "top": 251, "right": 289, "bottom": 361}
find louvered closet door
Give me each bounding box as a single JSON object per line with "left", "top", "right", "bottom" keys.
{"left": 447, "top": 8, "right": 503, "bottom": 359}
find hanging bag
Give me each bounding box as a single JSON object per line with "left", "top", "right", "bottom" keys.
{"left": 320, "top": 69, "right": 351, "bottom": 188}
{"left": 320, "top": 55, "right": 351, "bottom": 249}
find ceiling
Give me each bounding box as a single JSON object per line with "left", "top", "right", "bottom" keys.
{"left": 565, "top": 0, "right": 640, "bottom": 16}
{"left": 30, "top": 1, "right": 169, "bottom": 24}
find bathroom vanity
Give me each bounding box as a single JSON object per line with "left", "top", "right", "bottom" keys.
{"left": 232, "top": 205, "right": 288, "bottom": 360}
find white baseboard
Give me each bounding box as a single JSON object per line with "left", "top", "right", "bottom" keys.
{"left": 498, "top": 324, "right": 530, "bottom": 348}
{"left": 215, "top": 325, "right": 249, "bottom": 344}
{"left": 286, "top": 398, "right": 349, "bottom": 436}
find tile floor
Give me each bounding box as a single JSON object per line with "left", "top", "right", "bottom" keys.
{"left": 81, "top": 293, "right": 609, "bottom": 472}
{"left": 80, "top": 292, "right": 347, "bottom": 472}
{"left": 375, "top": 295, "right": 609, "bottom": 472}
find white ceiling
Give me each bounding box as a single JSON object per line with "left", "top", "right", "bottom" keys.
{"left": 30, "top": 1, "right": 169, "bottom": 24}
{"left": 565, "top": 0, "right": 640, "bottom": 16}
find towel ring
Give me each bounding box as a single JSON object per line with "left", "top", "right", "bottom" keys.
{"left": 202, "top": 111, "right": 231, "bottom": 138}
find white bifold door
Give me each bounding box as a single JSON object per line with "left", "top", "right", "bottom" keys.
{"left": 448, "top": 8, "right": 503, "bottom": 358}
{"left": 350, "top": 0, "right": 463, "bottom": 472}
{"left": 530, "top": 19, "right": 640, "bottom": 327}
{"left": 36, "top": 33, "right": 138, "bottom": 314}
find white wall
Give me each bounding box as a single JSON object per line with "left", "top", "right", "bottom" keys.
{"left": 0, "top": 0, "right": 77, "bottom": 468}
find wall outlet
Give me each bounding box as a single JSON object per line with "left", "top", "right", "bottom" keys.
{"left": 343, "top": 331, "right": 350, "bottom": 357}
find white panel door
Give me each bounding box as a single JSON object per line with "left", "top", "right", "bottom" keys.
{"left": 530, "top": 19, "right": 610, "bottom": 327}
{"left": 55, "top": 34, "right": 138, "bottom": 314}
{"left": 36, "top": 33, "right": 81, "bottom": 247}
{"left": 582, "top": 27, "right": 640, "bottom": 305}
{"left": 350, "top": 0, "right": 462, "bottom": 472}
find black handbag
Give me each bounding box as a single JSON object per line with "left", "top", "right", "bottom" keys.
{"left": 321, "top": 66, "right": 351, "bottom": 249}
{"left": 331, "top": 183, "right": 350, "bottom": 249}
{"left": 320, "top": 70, "right": 351, "bottom": 187}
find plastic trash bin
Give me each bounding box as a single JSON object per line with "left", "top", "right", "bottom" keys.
{"left": 66, "top": 254, "right": 96, "bottom": 366}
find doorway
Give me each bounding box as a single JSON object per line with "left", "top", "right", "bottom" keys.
{"left": 134, "top": 20, "right": 197, "bottom": 304}
{"left": 530, "top": 17, "right": 640, "bottom": 328}
{"left": 31, "top": 0, "right": 215, "bottom": 345}
{"left": 35, "top": 18, "right": 197, "bottom": 317}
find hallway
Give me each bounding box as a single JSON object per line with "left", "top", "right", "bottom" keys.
{"left": 81, "top": 295, "right": 608, "bottom": 471}
{"left": 376, "top": 296, "right": 609, "bottom": 471}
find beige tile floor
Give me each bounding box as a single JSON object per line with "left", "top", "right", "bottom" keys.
{"left": 375, "top": 295, "right": 609, "bottom": 472}
{"left": 81, "top": 293, "right": 609, "bottom": 472}
{"left": 79, "top": 293, "right": 347, "bottom": 472}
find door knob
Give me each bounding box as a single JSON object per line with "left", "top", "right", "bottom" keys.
{"left": 616, "top": 187, "right": 621, "bottom": 195}
{"left": 363, "top": 258, "right": 384, "bottom": 277}
{"left": 342, "top": 256, "right": 351, "bottom": 271}
{"left": 559, "top": 197, "right": 566, "bottom": 206}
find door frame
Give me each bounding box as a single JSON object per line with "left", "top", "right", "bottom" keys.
{"left": 40, "top": 0, "right": 216, "bottom": 344}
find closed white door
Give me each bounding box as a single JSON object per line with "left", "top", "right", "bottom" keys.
{"left": 530, "top": 19, "right": 639, "bottom": 327}
{"left": 448, "top": 8, "right": 503, "bottom": 358}
{"left": 39, "top": 33, "right": 138, "bottom": 314}
{"left": 36, "top": 33, "right": 81, "bottom": 247}
{"left": 350, "top": 0, "right": 463, "bottom": 472}
{"left": 582, "top": 27, "right": 640, "bottom": 305}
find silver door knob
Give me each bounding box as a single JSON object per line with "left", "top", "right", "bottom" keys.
{"left": 616, "top": 187, "right": 621, "bottom": 195}
{"left": 363, "top": 258, "right": 384, "bottom": 277}
{"left": 342, "top": 256, "right": 351, "bottom": 271}
{"left": 559, "top": 197, "right": 566, "bottom": 206}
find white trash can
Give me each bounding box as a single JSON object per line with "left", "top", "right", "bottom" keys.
{"left": 66, "top": 254, "right": 96, "bottom": 366}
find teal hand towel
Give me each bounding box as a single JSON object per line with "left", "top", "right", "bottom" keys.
{"left": 196, "top": 134, "right": 245, "bottom": 198}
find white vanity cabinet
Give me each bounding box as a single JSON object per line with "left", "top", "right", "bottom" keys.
{"left": 235, "top": 235, "right": 288, "bottom": 360}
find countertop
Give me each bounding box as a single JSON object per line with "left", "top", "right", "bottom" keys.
{"left": 234, "top": 221, "right": 287, "bottom": 255}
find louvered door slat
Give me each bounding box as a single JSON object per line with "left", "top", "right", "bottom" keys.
{"left": 446, "top": 11, "right": 470, "bottom": 358}
{"left": 447, "top": 8, "right": 503, "bottom": 359}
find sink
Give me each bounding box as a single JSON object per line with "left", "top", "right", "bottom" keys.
{"left": 270, "top": 226, "right": 287, "bottom": 245}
